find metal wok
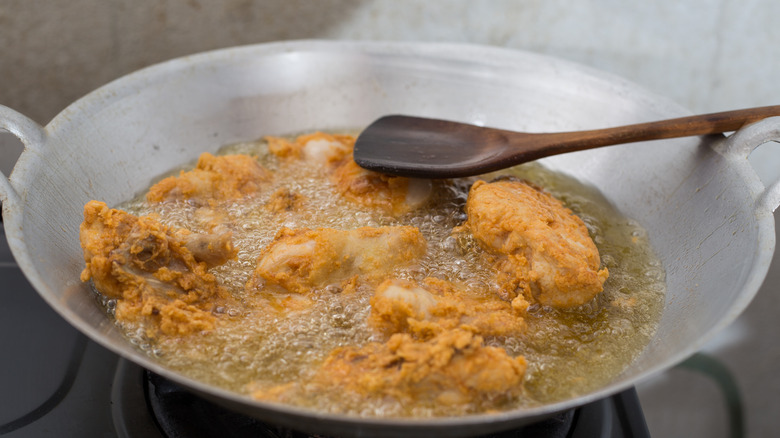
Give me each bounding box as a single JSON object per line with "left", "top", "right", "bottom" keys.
{"left": 1, "top": 41, "right": 779, "bottom": 438}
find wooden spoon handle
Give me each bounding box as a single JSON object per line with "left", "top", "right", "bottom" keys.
{"left": 535, "top": 105, "right": 780, "bottom": 154}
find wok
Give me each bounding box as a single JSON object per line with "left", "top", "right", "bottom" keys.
{"left": 1, "top": 41, "right": 779, "bottom": 438}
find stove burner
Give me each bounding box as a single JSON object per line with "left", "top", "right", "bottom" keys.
{"left": 109, "top": 360, "right": 649, "bottom": 438}
{"left": 146, "top": 371, "right": 294, "bottom": 438}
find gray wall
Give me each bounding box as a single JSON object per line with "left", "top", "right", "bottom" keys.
{"left": 2, "top": 0, "right": 779, "bottom": 125}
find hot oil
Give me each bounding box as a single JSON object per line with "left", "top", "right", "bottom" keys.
{"left": 115, "top": 135, "right": 665, "bottom": 416}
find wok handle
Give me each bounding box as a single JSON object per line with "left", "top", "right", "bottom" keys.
{"left": 719, "top": 116, "right": 780, "bottom": 213}
{"left": 0, "top": 105, "right": 46, "bottom": 208}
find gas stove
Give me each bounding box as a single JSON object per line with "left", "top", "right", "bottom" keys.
{"left": 0, "top": 224, "right": 651, "bottom": 438}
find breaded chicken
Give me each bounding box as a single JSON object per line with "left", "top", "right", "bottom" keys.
{"left": 264, "top": 187, "right": 306, "bottom": 214}
{"left": 331, "top": 159, "right": 433, "bottom": 216}
{"left": 369, "top": 278, "right": 527, "bottom": 339}
{"left": 188, "top": 206, "right": 237, "bottom": 236}
{"left": 266, "top": 132, "right": 432, "bottom": 216}
{"left": 146, "top": 153, "right": 270, "bottom": 204}
{"left": 253, "top": 329, "right": 526, "bottom": 408}
{"left": 266, "top": 132, "right": 353, "bottom": 165}
{"left": 462, "top": 179, "right": 608, "bottom": 308}
{"left": 246, "top": 226, "right": 427, "bottom": 295}
{"left": 79, "top": 201, "right": 236, "bottom": 336}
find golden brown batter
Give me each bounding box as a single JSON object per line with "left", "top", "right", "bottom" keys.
{"left": 267, "top": 132, "right": 432, "bottom": 215}
{"left": 79, "top": 200, "right": 236, "bottom": 337}
{"left": 369, "top": 278, "right": 527, "bottom": 339}
{"left": 246, "top": 226, "right": 428, "bottom": 295}
{"left": 461, "top": 179, "right": 609, "bottom": 308}
{"left": 146, "top": 152, "right": 271, "bottom": 204}
{"left": 253, "top": 328, "right": 527, "bottom": 408}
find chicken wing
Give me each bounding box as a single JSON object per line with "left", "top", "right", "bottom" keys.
{"left": 462, "top": 179, "right": 608, "bottom": 308}
{"left": 369, "top": 278, "right": 527, "bottom": 339}
{"left": 146, "top": 153, "right": 270, "bottom": 204}
{"left": 79, "top": 201, "right": 236, "bottom": 336}
{"left": 266, "top": 132, "right": 353, "bottom": 166}
{"left": 331, "top": 159, "right": 433, "bottom": 216}
{"left": 266, "top": 132, "right": 432, "bottom": 216}
{"left": 253, "top": 329, "right": 527, "bottom": 409}
{"left": 246, "top": 226, "right": 428, "bottom": 295}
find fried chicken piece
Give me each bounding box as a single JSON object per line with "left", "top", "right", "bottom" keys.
{"left": 180, "top": 206, "right": 241, "bottom": 267}
{"left": 331, "top": 159, "right": 433, "bottom": 216}
{"left": 253, "top": 329, "right": 527, "bottom": 408}
{"left": 265, "top": 187, "right": 306, "bottom": 214}
{"left": 182, "top": 231, "right": 236, "bottom": 268}
{"left": 369, "top": 278, "right": 527, "bottom": 339}
{"left": 79, "top": 201, "right": 236, "bottom": 336}
{"left": 146, "top": 153, "right": 270, "bottom": 204}
{"left": 462, "top": 179, "right": 608, "bottom": 308}
{"left": 247, "top": 226, "right": 427, "bottom": 295}
{"left": 186, "top": 206, "right": 245, "bottom": 244}
{"left": 266, "top": 132, "right": 433, "bottom": 216}
{"left": 266, "top": 132, "right": 353, "bottom": 165}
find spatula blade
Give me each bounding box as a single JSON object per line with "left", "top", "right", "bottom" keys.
{"left": 353, "top": 115, "right": 511, "bottom": 179}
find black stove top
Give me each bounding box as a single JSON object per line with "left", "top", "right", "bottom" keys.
{"left": 0, "top": 225, "right": 650, "bottom": 438}
{"left": 133, "top": 368, "right": 649, "bottom": 438}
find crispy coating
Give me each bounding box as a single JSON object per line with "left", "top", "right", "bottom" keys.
{"left": 146, "top": 153, "right": 270, "bottom": 204}
{"left": 79, "top": 201, "right": 236, "bottom": 336}
{"left": 190, "top": 207, "right": 234, "bottom": 234}
{"left": 264, "top": 187, "right": 306, "bottom": 214}
{"left": 266, "top": 132, "right": 432, "bottom": 216}
{"left": 253, "top": 329, "right": 526, "bottom": 408}
{"left": 463, "top": 179, "right": 608, "bottom": 308}
{"left": 331, "top": 159, "right": 433, "bottom": 216}
{"left": 369, "top": 278, "right": 527, "bottom": 339}
{"left": 247, "top": 226, "right": 427, "bottom": 294}
{"left": 266, "top": 132, "right": 353, "bottom": 165}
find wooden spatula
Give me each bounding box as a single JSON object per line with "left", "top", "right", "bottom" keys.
{"left": 353, "top": 106, "right": 780, "bottom": 178}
